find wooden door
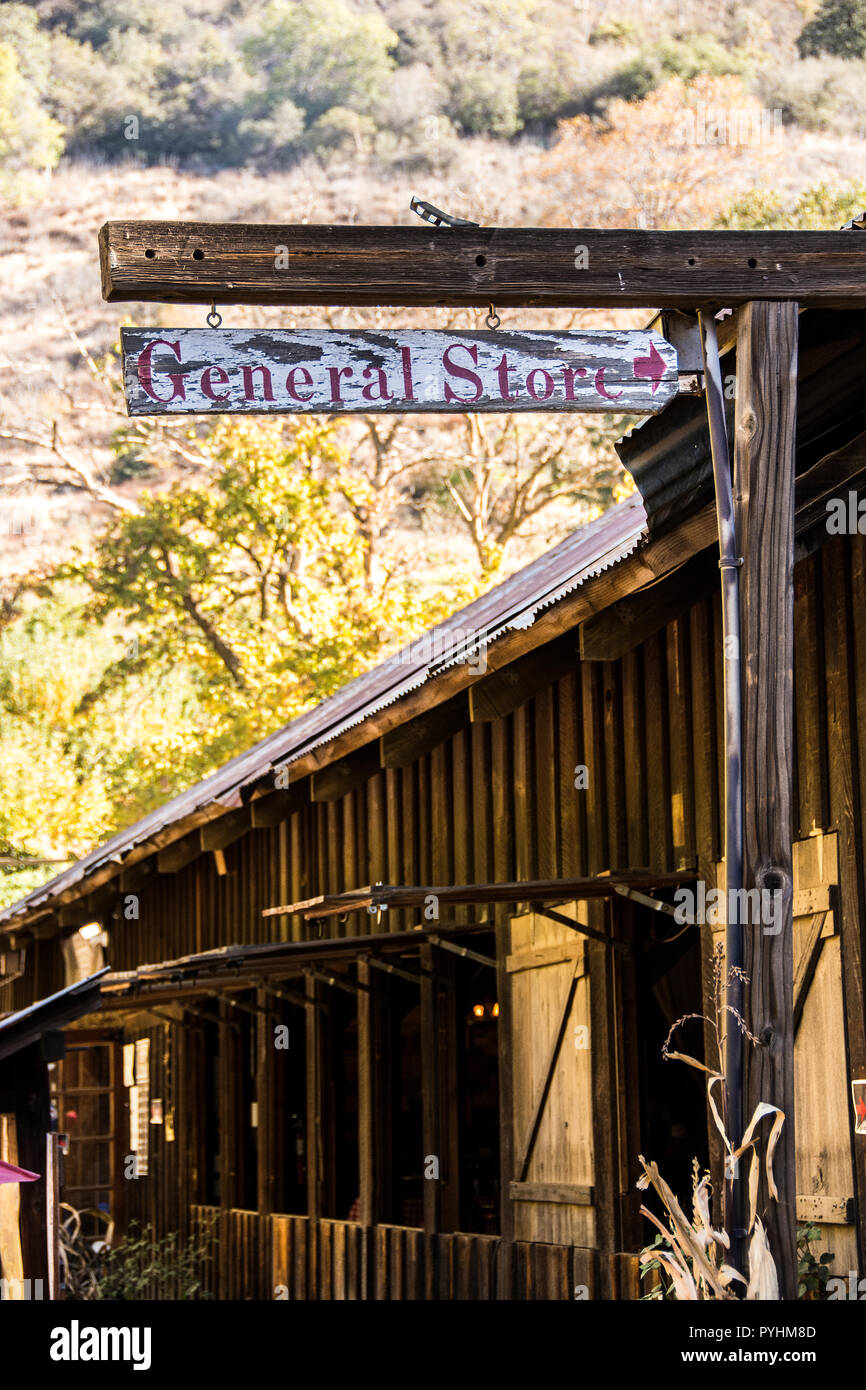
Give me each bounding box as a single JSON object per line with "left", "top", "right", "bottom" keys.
{"left": 508, "top": 903, "right": 595, "bottom": 1249}
{"left": 792, "top": 833, "right": 858, "bottom": 1274}
{"left": 54, "top": 1040, "right": 118, "bottom": 1231}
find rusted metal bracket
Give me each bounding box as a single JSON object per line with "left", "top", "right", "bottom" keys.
{"left": 530, "top": 903, "right": 631, "bottom": 958}
{"left": 364, "top": 954, "right": 431, "bottom": 986}
{"left": 426, "top": 935, "right": 496, "bottom": 970}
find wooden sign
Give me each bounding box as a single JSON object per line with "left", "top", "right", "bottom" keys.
{"left": 121, "top": 327, "right": 678, "bottom": 417}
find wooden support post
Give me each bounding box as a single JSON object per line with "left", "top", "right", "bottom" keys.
{"left": 218, "top": 999, "right": 237, "bottom": 1219}
{"left": 255, "top": 985, "right": 274, "bottom": 1218}
{"left": 304, "top": 974, "right": 323, "bottom": 1292}
{"left": 357, "top": 959, "right": 375, "bottom": 1224}
{"left": 437, "top": 952, "right": 460, "bottom": 1233}
{"left": 734, "top": 299, "right": 798, "bottom": 1298}
{"left": 588, "top": 903, "right": 621, "bottom": 1300}
{"left": 420, "top": 942, "right": 440, "bottom": 1243}
{"left": 46, "top": 1132, "right": 60, "bottom": 1300}
{"left": 356, "top": 958, "right": 388, "bottom": 1300}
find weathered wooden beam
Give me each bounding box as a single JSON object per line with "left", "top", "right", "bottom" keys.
{"left": 266, "top": 869, "right": 693, "bottom": 920}
{"left": 469, "top": 634, "right": 579, "bottom": 722}
{"left": 57, "top": 883, "right": 117, "bottom": 929}
{"left": 58, "top": 903, "right": 99, "bottom": 929}
{"left": 579, "top": 551, "right": 716, "bottom": 661}
{"left": 509, "top": 1181, "right": 595, "bottom": 1205}
{"left": 309, "top": 741, "right": 380, "bottom": 802}
{"left": 99, "top": 223, "right": 866, "bottom": 308}
{"left": 249, "top": 781, "right": 309, "bottom": 827}
{"left": 796, "top": 1194, "right": 854, "bottom": 1224}
{"left": 199, "top": 807, "right": 250, "bottom": 853}
{"left": 735, "top": 299, "right": 798, "bottom": 1299}
{"left": 156, "top": 829, "right": 201, "bottom": 874}
{"left": 379, "top": 693, "right": 468, "bottom": 768}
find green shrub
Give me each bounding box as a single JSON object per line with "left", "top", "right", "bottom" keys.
{"left": 797, "top": 0, "right": 866, "bottom": 59}
{"left": 245, "top": 0, "right": 398, "bottom": 125}
{"left": 797, "top": 1223, "right": 835, "bottom": 1299}
{"left": 447, "top": 67, "right": 522, "bottom": 138}
{"left": 717, "top": 179, "right": 866, "bottom": 230}
{"left": 0, "top": 26, "right": 64, "bottom": 188}
{"left": 305, "top": 106, "right": 378, "bottom": 157}
{"left": 588, "top": 19, "right": 636, "bottom": 46}
{"left": 593, "top": 33, "right": 748, "bottom": 107}
{"left": 94, "top": 1221, "right": 217, "bottom": 1301}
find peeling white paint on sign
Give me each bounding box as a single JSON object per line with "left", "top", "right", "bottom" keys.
{"left": 121, "top": 328, "right": 679, "bottom": 416}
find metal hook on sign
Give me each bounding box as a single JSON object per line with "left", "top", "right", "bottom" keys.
{"left": 486, "top": 303, "right": 501, "bottom": 330}
{"left": 206, "top": 303, "right": 222, "bottom": 328}
{"left": 410, "top": 195, "right": 479, "bottom": 229}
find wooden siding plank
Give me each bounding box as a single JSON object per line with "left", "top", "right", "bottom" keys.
{"left": 534, "top": 687, "right": 559, "bottom": 880}
{"left": 824, "top": 537, "right": 866, "bottom": 1268}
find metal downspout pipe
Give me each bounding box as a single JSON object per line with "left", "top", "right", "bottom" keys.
{"left": 697, "top": 310, "right": 746, "bottom": 1278}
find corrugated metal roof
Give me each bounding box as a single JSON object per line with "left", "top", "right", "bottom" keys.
{"left": 0, "top": 969, "right": 108, "bottom": 1061}
{"left": 0, "top": 492, "right": 648, "bottom": 927}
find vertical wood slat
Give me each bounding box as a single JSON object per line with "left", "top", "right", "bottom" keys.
{"left": 189, "top": 1207, "right": 599, "bottom": 1300}
{"left": 824, "top": 537, "right": 866, "bottom": 1270}
{"left": 642, "top": 629, "right": 672, "bottom": 870}
{"left": 534, "top": 687, "right": 559, "bottom": 879}
{"left": 794, "top": 552, "right": 830, "bottom": 837}
{"left": 601, "top": 661, "right": 627, "bottom": 871}
{"left": 589, "top": 905, "right": 620, "bottom": 1300}
{"left": 471, "top": 723, "right": 493, "bottom": 887}
{"left": 689, "top": 596, "right": 721, "bottom": 866}
{"left": 512, "top": 704, "right": 534, "bottom": 882}
{"left": 491, "top": 717, "right": 516, "bottom": 1298}
{"left": 620, "top": 648, "right": 648, "bottom": 868}
{"left": 666, "top": 618, "right": 696, "bottom": 868}
{"left": 557, "top": 669, "right": 583, "bottom": 877}
{"left": 451, "top": 728, "right": 472, "bottom": 924}
{"left": 734, "top": 298, "right": 798, "bottom": 1298}
{"left": 582, "top": 664, "right": 607, "bottom": 872}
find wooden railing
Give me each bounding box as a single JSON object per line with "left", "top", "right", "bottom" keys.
{"left": 189, "top": 1206, "right": 603, "bottom": 1300}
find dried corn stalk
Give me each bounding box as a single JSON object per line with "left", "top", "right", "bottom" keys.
{"left": 637, "top": 945, "right": 783, "bottom": 1300}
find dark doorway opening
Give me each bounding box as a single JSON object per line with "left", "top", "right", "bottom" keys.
{"left": 632, "top": 897, "right": 708, "bottom": 1214}
{"left": 273, "top": 997, "right": 307, "bottom": 1215}
{"left": 201, "top": 1016, "right": 220, "bottom": 1205}
{"left": 455, "top": 931, "right": 500, "bottom": 1234}
{"left": 381, "top": 976, "right": 423, "bottom": 1227}
{"left": 237, "top": 993, "right": 258, "bottom": 1211}
{"left": 322, "top": 986, "right": 358, "bottom": 1220}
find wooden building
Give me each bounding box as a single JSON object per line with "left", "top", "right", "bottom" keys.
{"left": 1, "top": 301, "right": 866, "bottom": 1300}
